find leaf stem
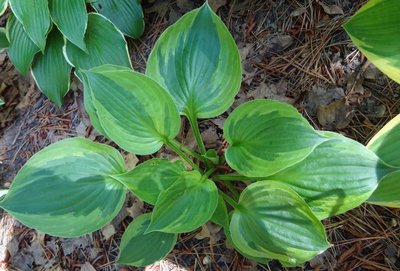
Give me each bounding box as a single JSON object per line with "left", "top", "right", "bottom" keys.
{"left": 219, "top": 190, "right": 239, "bottom": 209}
{"left": 170, "top": 139, "right": 206, "bottom": 163}
{"left": 224, "top": 182, "right": 240, "bottom": 201}
{"left": 213, "top": 175, "right": 263, "bottom": 181}
{"left": 165, "top": 139, "right": 202, "bottom": 172}
{"left": 187, "top": 115, "right": 206, "bottom": 155}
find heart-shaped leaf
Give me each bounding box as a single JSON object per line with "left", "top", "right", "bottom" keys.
{"left": 367, "top": 115, "right": 400, "bottom": 168}
{"left": 64, "top": 13, "right": 131, "bottom": 70}
{"left": 118, "top": 213, "right": 177, "bottom": 267}
{"left": 147, "top": 171, "right": 218, "bottom": 233}
{"left": 0, "top": 137, "right": 126, "bottom": 237}
{"left": 6, "top": 14, "right": 40, "bottom": 75}
{"left": 114, "top": 159, "right": 186, "bottom": 205}
{"left": 91, "top": 0, "right": 144, "bottom": 39}
{"left": 230, "top": 181, "right": 330, "bottom": 265}
{"left": 0, "top": 0, "right": 7, "bottom": 16}
{"left": 270, "top": 135, "right": 391, "bottom": 219}
{"left": 224, "top": 99, "right": 327, "bottom": 177}
{"left": 146, "top": 3, "right": 241, "bottom": 120}
{"left": 9, "top": 0, "right": 50, "bottom": 51}
{"left": 81, "top": 65, "right": 181, "bottom": 155}
{"left": 0, "top": 27, "right": 8, "bottom": 51}
{"left": 31, "top": 29, "right": 72, "bottom": 107}
{"left": 210, "top": 195, "right": 229, "bottom": 229}
{"left": 49, "top": 0, "right": 88, "bottom": 51}
{"left": 368, "top": 170, "right": 400, "bottom": 207}
{"left": 343, "top": 0, "right": 400, "bottom": 84}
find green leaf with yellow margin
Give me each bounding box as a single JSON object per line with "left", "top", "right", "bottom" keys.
{"left": 343, "top": 0, "right": 400, "bottom": 84}
{"left": 0, "top": 0, "right": 7, "bottom": 16}
{"left": 230, "top": 181, "right": 330, "bottom": 266}
{"left": 368, "top": 170, "right": 400, "bottom": 207}
{"left": 0, "top": 137, "right": 126, "bottom": 237}
{"left": 146, "top": 3, "right": 241, "bottom": 120}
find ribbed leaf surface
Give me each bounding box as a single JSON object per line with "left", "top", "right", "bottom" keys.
{"left": 368, "top": 170, "right": 400, "bottom": 207}
{"left": 0, "top": 27, "right": 8, "bottom": 51}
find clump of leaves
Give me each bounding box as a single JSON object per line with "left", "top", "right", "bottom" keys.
{"left": 0, "top": 3, "right": 399, "bottom": 268}
{"left": 0, "top": 0, "right": 143, "bottom": 106}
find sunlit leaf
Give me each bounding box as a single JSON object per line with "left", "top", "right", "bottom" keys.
{"left": 9, "top": 0, "right": 50, "bottom": 51}
{"left": 147, "top": 171, "right": 218, "bottom": 233}
{"left": 368, "top": 170, "right": 400, "bottom": 207}
{"left": 343, "top": 0, "right": 400, "bottom": 84}
{"left": 146, "top": 3, "right": 241, "bottom": 120}
{"left": 64, "top": 13, "right": 131, "bottom": 70}
{"left": 118, "top": 213, "right": 177, "bottom": 267}
{"left": 6, "top": 14, "right": 40, "bottom": 75}
{"left": 49, "top": 0, "right": 88, "bottom": 51}
{"left": 230, "top": 181, "right": 330, "bottom": 265}
{"left": 81, "top": 65, "right": 181, "bottom": 155}
{"left": 224, "top": 99, "right": 327, "bottom": 177}
{"left": 91, "top": 0, "right": 144, "bottom": 38}
{"left": 31, "top": 29, "right": 72, "bottom": 107}
{"left": 0, "top": 137, "right": 126, "bottom": 237}
{"left": 114, "top": 159, "right": 186, "bottom": 205}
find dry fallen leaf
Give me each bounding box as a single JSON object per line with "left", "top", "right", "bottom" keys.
{"left": 81, "top": 262, "right": 97, "bottom": 271}
{"left": 124, "top": 153, "right": 139, "bottom": 170}
{"left": 101, "top": 224, "right": 116, "bottom": 240}
{"left": 317, "top": 1, "right": 344, "bottom": 15}
{"left": 209, "top": 0, "right": 227, "bottom": 11}
{"left": 317, "top": 98, "right": 355, "bottom": 129}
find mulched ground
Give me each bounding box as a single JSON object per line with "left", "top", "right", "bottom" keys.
{"left": 0, "top": 0, "right": 399, "bottom": 270}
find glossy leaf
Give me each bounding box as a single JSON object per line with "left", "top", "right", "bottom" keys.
{"left": 270, "top": 136, "right": 391, "bottom": 219}
{"left": 147, "top": 171, "right": 218, "bottom": 233}
{"left": 0, "top": 137, "right": 126, "bottom": 237}
{"left": 0, "top": 0, "right": 7, "bottom": 16}
{"left": 6, "top": 15, "right": 40, "bottom": 75}
{"left": 9, "top": 0, "right": 50, "bottom": 51}
{"left": 118, "top": 213, "right": 177, "bottom": 267}
{"left": 81, "top": 65, "right": 181, "bottom": 155}
{"left": 367, "top": 115, "right": 400, "bottom": 167}
{"left": 368, "top": 170, "right": 400, "bottom": 207}
{"left": 230, "top": 181, "right": 330, "bottom": 265}
{"left": 31, "top": 29, "right": 72, "bottom": 107}
{"left": 91, "top": 0, "right": 144, "bottom": 38}
{"left": 114, "top": 159, "right": 186, "bottom": 205}
{"left": 210, "top": 195, "right": 229, "bottom": 229}
{"left": 49, "top": 0, "right": 87, "bottom": 51}
{"left": 64, "top": 13, "right": 131, "bottom": 70}
{"left": 0, "top": 27, "right": 8, "bottom": 51}
{"left": 343, "top": 0, "right": 400, "bottom": 84}
{"left": 146, "top": 3, "right": 241, "bottom": 119}
{"left": 224, "top": 99, "right": 327, "bottom": 177}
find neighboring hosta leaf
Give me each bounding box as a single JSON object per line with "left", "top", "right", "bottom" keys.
{"left": 210, "top": 195, "right": 229, "bottom": 229}
{"left": 0, "top": 27, "right": 8, "bottom": 51}
{"left": 146, "top": 3, "right": 241, "bottom": 119}
{"left": 147, "top": 171, "right": 218, "bottom": 233}
{"left": 6, "top": 15, "right": 40, "bottom": 75}
{"left": 31, "top": 29, "right": 72, "bottom": 107}
{"left": 270, "top": 136, "right": 391, "bottom": 219}
{"left": 343, "top": 0, "right": 400, "bottom": 84}
{"left": 224, "top": 99, "right": 327, "bottom": 177}
{"left": 367, "top": 115, "right": 400, "bottom": 168}
{"left": 9, "top": 0, "right": 50, "bottom": 51}
{"left": 81, "top": 65, "right": 180, "bottom": 155}
{"left": 368, "top": 170, "right": 400, "bottom": 207}
{"left": 91, "top": 0, "right": 144, "bottom": 39}
{"left": 114, "top": 159, "right": 186, "bottom": 205}
{"left": 230, "top": 181, "right": 330, "bottom": 265}
{"left": 118, "top": 213, "right": 177, "bottom": 267}
{"left": 0, "top": 0, "right": 7, "bottom": 16}
{"left": 64, "top": 13, "right": 131, "bottom": 70}
{"left": 49, "top": 0, "right": 87, "bottom": 51}
{"left": 0, "top": 137, "right": 126, "bottom": 237}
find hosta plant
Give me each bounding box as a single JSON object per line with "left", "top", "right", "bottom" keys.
{"left": 0, "top": 0, "right": 143, "bottom": 106}
{"left": 1, "top": 3, "right": 399, "bottom": 268}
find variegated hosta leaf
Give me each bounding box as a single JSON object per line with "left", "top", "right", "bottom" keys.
{"left": 64, "top": 13, "right": 132, "bottom": 70}
{"left": 81, "top": 65, "right": 181, "bottom": 155}
{"left": 0, "top": 137, "right": 126, "bottom": 237}
{"left": 7, "top": 14, "right": 40, "bottom": 75}
{"left": 270, "top": 135, "right": 392, "bottom": 219}
{"left": 118, "top": 213, "right": 177, "bottom": 267}
{"left": 31, "top": 29, "right": 72, "bottom": 107}
{"left": 367, "top": 115, "right": 400, "bottom": 168}
{"left": 49, "top": 0, "right": 88, "bottom": 51}
{"left": 147, "top": 171, "right": 218, "bottom": 233}
{"left": 113, "top": 159, "right": 186, "bottom": 205}
{"left": 343, "top": 0, "right": 400, "bottom": 84}
{"left": 224, "top": 99, "right": 327, "bottom": 177}
{"left": 230, "top": 181, "right": 330, "bottom": 266}
{"left": 146, "top": 3, "right": 241, "bottom": 120}
{"left": 368, "top": 170, "right": 400, "bottom": 207}
{"left": 91, "top": 0, "right": 144, "bottom": 38}
{"left": 0, "top": 27, "right": 8, "bottom": 52}
{"left": 210, "top": 195, "right": 229, "bottom": 229}
{"left": 0, "top": 0, "right": 7, "bottom": 16}
{"left": 9, "top": 0, "right": 50, "bottom": 51}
